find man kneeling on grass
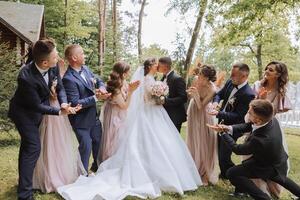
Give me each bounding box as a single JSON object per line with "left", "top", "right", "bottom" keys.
{"left": 208, "top": 99, "right": 300, "bottom": 200}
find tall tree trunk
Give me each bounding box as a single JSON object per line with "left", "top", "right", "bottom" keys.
{"left": 184, "top": 0, "right": 208, "bottom": 81}
{"left": 98, "top": 0, "right": 106, "bottom": 73}
{"left": 256, "top": 44, "right": 263, "bottom": 79}
{"left": 112, "top": 0, "right": 117, "bottom": 63}
{"left": 64, "top": 0, "right": 67, "bottom": 47}
{"left": 138, "top": 0, "right": 147, "bottom": 63}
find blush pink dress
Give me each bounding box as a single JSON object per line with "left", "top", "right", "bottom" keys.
{"left": 32, "top": 99, "right": 86, "bottom": 193}
{"left": 186, "top": 82, "right": 218, "bottom": 185}
{"left": 99, "top": 82, "right": 129, "bottom": 163}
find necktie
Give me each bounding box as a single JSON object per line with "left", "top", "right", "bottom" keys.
{"left": 79, "top": 69, "right": 88, "bottom": 83}
{"left": 162, "top": 74, "right": 167, "bottom": 81}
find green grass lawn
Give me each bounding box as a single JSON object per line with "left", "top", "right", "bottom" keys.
{"left": 1, "top": 128, "right": 299, "bottom": 200}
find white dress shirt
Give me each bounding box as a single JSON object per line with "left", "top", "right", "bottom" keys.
{"left": 223, "top": 80, "right": 248, "bottom": 111}
{"left": 35, "top": 63, "right": 49, "bottom": 85}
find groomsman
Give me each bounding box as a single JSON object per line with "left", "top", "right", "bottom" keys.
{"left": 158, "top": 57, "right": 188, "bottom": 132}
{"left": 63, "top": 44, "right": 110, "bottom": 172}
{"left": 208, "top": 99, "right": 300, "bottom": 200}
{"left": 8, "top": 39, "right": 77, "bottom": 200}
{"left": 209, "top": 63, "right": 255, "bottom": 180}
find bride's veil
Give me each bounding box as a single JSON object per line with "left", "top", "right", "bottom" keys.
{"left": 127, "top": 66, "right": 145, "bottom": 122}
{"left": 116, "top": 66, "right": 145, "bottom": 144}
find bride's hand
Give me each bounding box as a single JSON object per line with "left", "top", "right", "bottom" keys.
{"left": 129, "top": 80, "right": 140, "bottom": 93}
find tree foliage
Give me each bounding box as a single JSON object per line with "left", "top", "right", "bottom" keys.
{"left": 0, "top": 40, "right": 18, "bottom": 132}
{"left": 207, "top": 0, "right": 300, "bottom": 79}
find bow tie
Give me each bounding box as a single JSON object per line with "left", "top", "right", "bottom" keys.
{"left": 41, "top": 71, "right": 48, "bottom": 77}
{"left": 233, "top": 84, "right": 239, "bottom": 89}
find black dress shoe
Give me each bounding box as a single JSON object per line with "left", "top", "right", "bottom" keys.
{"left": 90, "top": 164, "right": 98, "bottom": 173}
{"left": 229, "top": 192, "right": 249, "bottom": 198}
{"left": 219, "top": 173, "right": 228, "bottom": 180}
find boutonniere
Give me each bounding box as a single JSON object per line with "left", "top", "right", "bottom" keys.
{"left": 90, "top": 78, "right": 97, "bottom": 91}
{"left": 228, "top": 97, "right": 236, "bottom": 106}
{"left": 216, "top": 100, "right": 224, "bottom": 111}
{"left": 52, "top": 76, "right": 58, "bottom": 88}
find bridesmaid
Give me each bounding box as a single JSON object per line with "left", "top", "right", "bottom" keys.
{"left": 245, "top": 61, "right": 292, "bottom": 198}
{"left": 99, "top": 61, "right": 139, "bottom": 163}
{"left": 186, "top": 64, "right": 218, "bottom": 185}
{"left": 33, "top": 59, "right": 85, "bottom": 193}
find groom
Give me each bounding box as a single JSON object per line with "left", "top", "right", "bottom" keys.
{"left": 8, "top": 39, "right": 77, "bottom": 200}
{"left": 158, "top": 57, "right": 187, "bottom": 132}
{"left": 63, "top": 44, "right": 110, "bottom": 173}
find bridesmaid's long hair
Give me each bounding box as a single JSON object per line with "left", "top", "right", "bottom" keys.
{"left": 261, "top": 61, "right": 288, "bottom": 97}
{"left": 107, "top": 61, "right": 130, "bottom": 97}
{"left": 144, "top": 58, "right": 157, "bottom": 76}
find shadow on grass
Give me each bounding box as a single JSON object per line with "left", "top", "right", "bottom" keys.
{"left": 0, "top": 138, "right": 19, "bottom": 148}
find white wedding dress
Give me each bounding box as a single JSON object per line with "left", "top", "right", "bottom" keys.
{"left": 57, "top": 67, "right": 202, "bottom": 200}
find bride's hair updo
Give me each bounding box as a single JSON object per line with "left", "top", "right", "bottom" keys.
{"left": 144, "top": 58, "right": 157, "bottom": 76}
{"left": 107, "top": 61, "right": 130, "bottom": 97}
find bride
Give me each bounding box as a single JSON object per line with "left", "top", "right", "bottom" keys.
{"left": 58, "top": 58, "right": 202, "bottom": 200}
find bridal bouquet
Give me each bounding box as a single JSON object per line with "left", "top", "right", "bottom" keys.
{"left": 150, "top": 81, "right": 169, "bottom": 105}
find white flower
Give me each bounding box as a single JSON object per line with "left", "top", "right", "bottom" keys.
{"left": 228, "top": 97, "right": 236, "bottom": 106}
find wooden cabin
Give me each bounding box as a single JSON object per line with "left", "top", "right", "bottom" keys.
{"left": 0, "top": 1, "right": 45, "bottom": 64}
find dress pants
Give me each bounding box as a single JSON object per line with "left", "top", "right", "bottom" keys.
{"left": 226, "top": 162, "right": 300, "bottom": 200}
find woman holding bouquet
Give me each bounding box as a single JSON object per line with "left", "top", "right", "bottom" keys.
{"left": 58, "top": 58, "right": 202, "bottom": 200}
{"left": 186, "top": 64, "right": 218, "bottom": 185}
{"left": 99, "top": 61, "right": 140, "bottom": 162}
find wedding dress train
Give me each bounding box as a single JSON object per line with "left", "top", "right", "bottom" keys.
{"left": 58, "top": 67, "right": 202, "bottom": 200}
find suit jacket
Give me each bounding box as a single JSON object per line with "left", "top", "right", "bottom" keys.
{"left": 8, "top": 62, "right": 67, "bottom": 125}
{"left": 163, "top": 71, "right": 188, "bottom": 125}
{"left": 63, "top": 65, "right": 105, "bottom": 128}
{"left": 213, "top": 80, "right": 255, "bottom": 137}
{"left": 222, "top": 118, "right": 288, "bottom": 177}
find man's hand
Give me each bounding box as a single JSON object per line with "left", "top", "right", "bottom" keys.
{"left": 95, "top": 89, "right": 111, "bottom": 100}
{"left": 60, "top": 103, "right": 82, "bottom": 115}
{"left": 206, "top": 123, "right": 230, "bottom": 133}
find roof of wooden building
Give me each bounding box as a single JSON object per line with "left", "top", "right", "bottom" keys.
{"left": 0, "top": 1, "right": 44, "bottom": 44}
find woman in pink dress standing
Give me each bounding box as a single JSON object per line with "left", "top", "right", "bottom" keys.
{"left": 33, "top": 59, "right": 85, "bottom": 193}
{"left": 186, "top": 64, "right": 218, "bottom": 185}
{"left": 99, "top": 61, "right": 140, "bottom": 163}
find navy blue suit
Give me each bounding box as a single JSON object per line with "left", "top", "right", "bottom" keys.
{"left": 63, "top": 65, "right": 105, "bottom": 172}
{"left": 8, "top": 62, "right": 67, "bottom": 200}
{"left": 213, "top": 79, "right": 255, "bottom": 178}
